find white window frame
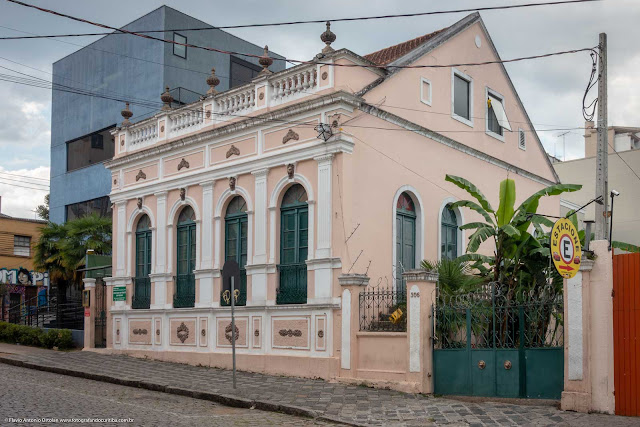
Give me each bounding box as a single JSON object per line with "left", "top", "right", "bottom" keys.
{"left": 451, "top": 68, "right": 473, "bottom": 128}
{"left": 485, "top": 87, "right": 507, "bottom": 142}
{"left": 13, "top": 235, "right": 30, "bottom": 257}
{"left": 518, "top": 128, "right": 526, "bottom": 150}
{"left": 420, "top": 77, "right": 432, "bottom": 106}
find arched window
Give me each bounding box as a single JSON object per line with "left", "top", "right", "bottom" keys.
{"left": 174, "top": 206, "right": 196, "bottom": 308}
{"left": 278, "top": 184, "right": 308, "bottom": 304}
{"left": 223, "top": 196, "right": 247, "bottom": 306}
{"left": 396, "top": 192, "right": 416, "bottom": 290}
{"left": 441, "top": 205, "right": 459, "bottom": 260}
{"left": 133, "top": 215, "right": 152, "bottom": 309}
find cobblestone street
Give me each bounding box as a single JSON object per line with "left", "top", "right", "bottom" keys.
{"left": 0, "top": 344, "right": 638, "bottom": 426}
{"left": 0, "top": 363, "right": 333, "bottom": 426}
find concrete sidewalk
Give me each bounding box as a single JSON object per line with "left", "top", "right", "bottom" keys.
{"left": 0, "top": 344, "right": 634, "bottom": 426}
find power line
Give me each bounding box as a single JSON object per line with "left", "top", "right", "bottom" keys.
{"left": 0, "top": 175, "right": 49, "bottom": 187}
{"left": 608, "top": 141, "right": 640, "bottom": 183}
{"left": 0, "top": 69, "right": 593, "bottom": 137}
{"left": 350, "top": 134, "right": 456, "bottom": 197}
{"left": 4, "top": 0, "right": 597, "bottom": 71}
{"left": 0, "top": 171, "right": 49, "bottom": 182}
{"left": 0, "top": 0, "right": 601, "bottom": 39}
{"left": 0, "top": 179, "right": 49, "bottom": 191}
{"left": 0, "top": 24, "right": 250, "bottom": 82}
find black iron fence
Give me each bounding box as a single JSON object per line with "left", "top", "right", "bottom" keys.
{"left": 5, "top": 294, "right": 84, "bottom": 330}
{"left": 132, "top": 277, "right": 151, "bottom": 309}
{"left": 359, "top": 286, "right": 407, "bottom": 332}
{"left": 173, "top": 273, "right": 195, "bottom": 308}
{"left": 276, "top": 264, "right": 307, "bottom": 304}
{"left": 434, "top": 281, "right": 563, "bottom": 350}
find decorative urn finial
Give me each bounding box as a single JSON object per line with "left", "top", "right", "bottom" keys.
{"left": 258, "top": 45, "right": 273, "bottom": 76}
{"left": 161, "top": 86, "right": 173, "bottom": 111}
{"left": 206, "top": 68, "right": 220, "bottom": 96}
{"left": 121, "top": 102, "right": 133, "bottom": 127}
{"left": 320, "top": 21, "right": 336, "bottom": 54}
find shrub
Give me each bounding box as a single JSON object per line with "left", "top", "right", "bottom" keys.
{"left": 55, "top": 329, "right": 74, "bottom": 350}
{"left": 41, "top": 329, "right": 58, "bottom": 349}
{"left": 17, "top": 327, "right": 43, "bottom": 346}
{"left": 0, "top": 322, "right": 75, "bottom": 349}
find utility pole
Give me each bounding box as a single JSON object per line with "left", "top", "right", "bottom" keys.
{"left": 595, "top": 33, "right": 608, "bottom": 241}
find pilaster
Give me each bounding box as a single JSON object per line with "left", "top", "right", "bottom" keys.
{"left": 315, "top": 154, "right": 333, "bottom": 259}
{"left": 252, "top": 168, "right": 269, "bottom": 265}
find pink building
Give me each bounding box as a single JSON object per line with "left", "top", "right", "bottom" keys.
{"left": 98, "top": 13, "right": 560, "bottom": 391}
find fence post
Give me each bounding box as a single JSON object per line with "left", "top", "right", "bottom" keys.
{"left": 402, "top": 269, "right": 439, "bottom": 394}
{"left": 82, "top": 278, "right": 96, "bottom": 350}
{"left": 338, "top": 274, "right": 369, "bottom": 377}
{"left": 561, "top": 240, "right": 615, "bottom": 414}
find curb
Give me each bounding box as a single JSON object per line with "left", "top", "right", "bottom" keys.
{"left": 0, "top": 356, "right": 365, "bottom": 426}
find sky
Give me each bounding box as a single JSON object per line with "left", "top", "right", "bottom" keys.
{"left": 0, "top": 0, "right": 637, "bottom": 218}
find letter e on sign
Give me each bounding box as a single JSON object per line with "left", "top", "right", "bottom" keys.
{"left": 550, "top": 218, "right": 582, "bottom": 279}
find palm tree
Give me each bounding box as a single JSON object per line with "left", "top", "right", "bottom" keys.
{"left": 34, "top": 214, "right": 112, "bottom": 281}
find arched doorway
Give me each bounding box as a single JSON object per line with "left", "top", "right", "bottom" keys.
{"left": 277, "top": 184, "right": 308, "bottom": 304}
{"left": 396, "top": 192, "right": 416, "bottom": 291}
{"left": 223, "top": 196, "right": 247, "bottom": 306}
{"left": 133, "top": 214, "right": 151, "bottom": 309}
{"left": 174, "top": 206, "right": 196, "bottom": 308}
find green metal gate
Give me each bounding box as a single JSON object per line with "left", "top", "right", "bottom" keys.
{"left": 433, "top": 282, "right": 564, "bottom": 399}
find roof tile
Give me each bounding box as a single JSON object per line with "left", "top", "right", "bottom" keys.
{"left": 363, "top": 28, "right": 447, "bottom": 65}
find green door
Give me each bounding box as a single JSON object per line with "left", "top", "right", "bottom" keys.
{"left": 175, "top": 206, "right": 196, "bottom": 308}
{"left": 133, "top": 215, "right": 151, "bottom": 309}
{"left": 223, "top": 196, "right": 247, "bottom": 306}
{"left": 278, "top": 184, "right": 308, "bottom": 304}
{"left": 396, "top": 192, "right": 416, "bottom": 291}
{"left": 433, "top": 283, "right": 564, "bottom": 399}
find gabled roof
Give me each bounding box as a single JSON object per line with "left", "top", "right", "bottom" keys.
{"left": 363, "top": 28, "right": 447, "bottom": 65}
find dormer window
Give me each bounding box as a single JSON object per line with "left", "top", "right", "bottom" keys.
{"left": 486, "top": 88, "right": 511, "bottom": 140}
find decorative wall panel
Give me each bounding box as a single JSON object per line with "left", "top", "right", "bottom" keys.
{"left": 128, "top": 319, "right": 152, "bottom": 345}
{"left": 272, "top": 317, "right": 310, "bottom": 350}
{"left": 169, "top": 318, "right": 197, "bottom": 346}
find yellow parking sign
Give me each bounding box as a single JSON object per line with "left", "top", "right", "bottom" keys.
{"left": 550, "top": 218, "right": 582, "bottom": 279}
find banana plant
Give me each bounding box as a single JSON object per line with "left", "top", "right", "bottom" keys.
{"left": 445, "top": 174, "right": 581, "bottom": 289}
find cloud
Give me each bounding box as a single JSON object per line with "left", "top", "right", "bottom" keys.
{"left": 0, "top": 166, "right": 50, "bottom": 219}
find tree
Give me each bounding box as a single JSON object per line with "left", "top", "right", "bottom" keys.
{"left": 445, "top": 174, "right": 581, "bottom": 291}
{"left": 421, "top": 258, "right": 485, "bottom": 294}
{"left": 33, "top": 214, "right": 112, "bottom": 281}
{"left": 35, "top": 194, "right": 49, "bottom": 221}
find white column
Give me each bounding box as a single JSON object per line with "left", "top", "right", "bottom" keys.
{"left": 268, "top": 206, "right": 277, "bottom": 264}
{"left": 155, "top": 191, "right": 168, "bottom": 273}
{"left": 126, "top": 231, "right": 133, "bottom": 277}
{"left": 341, "top": 288, "right": 351, "bottom": 370}
{"left": 315, "top": 154, "right": 333, "bottom": 259}
{"left": 252, "top": 169, "right": 269, "bottom": 265}
{"left": 213, "top": 216, "right": 222, "bottom": 269}
{"left": 567, "top": 272, "right": 584, "bottom": 380}
{"left": 409, "top": 284, "right": 421, "bottom": 372}
{"left": 200, "top": 182, "right": 214, "bottom": 270}
{"left": 115, "top": 201, "right": 127, "bottom": 277}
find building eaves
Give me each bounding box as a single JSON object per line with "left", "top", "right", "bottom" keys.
{"left": 0, "top": 214, "right": 47, "bottom": 224}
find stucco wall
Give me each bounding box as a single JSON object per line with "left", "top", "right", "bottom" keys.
{"left": 554, "top": 149, "right": 640, "bottom": 246}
